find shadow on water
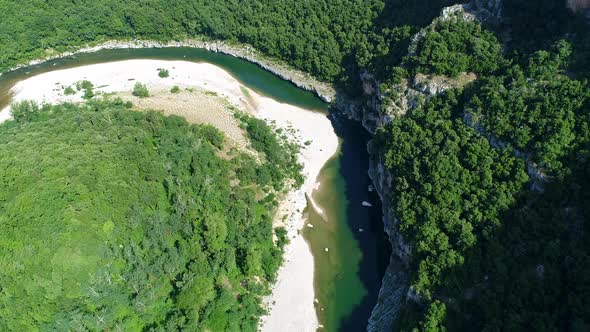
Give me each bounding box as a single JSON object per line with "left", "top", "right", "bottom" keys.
{"left": 328, "top": 113, "right": 391, "bottom": 331}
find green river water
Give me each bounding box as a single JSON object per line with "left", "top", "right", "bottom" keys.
{"left": 0, "top": 48, "right": 389, "bottom": 332}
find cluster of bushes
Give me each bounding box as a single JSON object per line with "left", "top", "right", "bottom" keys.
{"left": 63, "top": 85, "right": 76, "bottom": 95}
{"left": 74, "top": 80, "right": 95, "bottom": 99}
{"left": 237, "top": 113, "right": 303, "bottom": 189}
{"left": 132, "top": 82, "right": 149, "bottom": 98}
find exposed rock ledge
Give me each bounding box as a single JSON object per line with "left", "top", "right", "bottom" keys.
{"left": 4, "top": 39, "right": 336, "bottom": 103}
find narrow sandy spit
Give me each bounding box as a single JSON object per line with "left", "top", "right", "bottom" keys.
{"left": 0, "top": 59, "right": 339, "bottom": 332}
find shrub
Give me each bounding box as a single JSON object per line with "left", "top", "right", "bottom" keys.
{"left": 64, "top": 86, "right": 76, "bottom": 95}
{"left": 275, "top": 227, "right": 289, "bottom": 249}
{"left": 132, "top": 82, "right": 149, "bottom": 98}
{"left": 82, "top": 88, "right": 94, "bottom": 100}
{"left": 158, "top": 69, "right": 170, "bottom": 78}
{"left": 197, "top": 124, "right": 225, "bottom": 149}
{"left": 170, "top": 85, "right": 180, "bottom": 93}
{"left": 76, "top": 80, "right": 93, "bottom": 91}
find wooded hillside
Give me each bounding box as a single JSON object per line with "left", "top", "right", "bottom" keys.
{"left": 0, "top": 99, "right": 298, "bottom": 331}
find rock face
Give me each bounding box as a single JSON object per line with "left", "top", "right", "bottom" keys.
{"left": 469, "top": 0, "right": 503, "bottom": 23}
{"left": 337, "top": 72, "right": 412, "bottom": 332}
{"left": 413, "top": 72, "right": 478, "bottom": 95}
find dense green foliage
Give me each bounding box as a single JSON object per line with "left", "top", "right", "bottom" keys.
{"left": 465, "top": 41, "right": 590, "bottom": 173}
{"left": 407, "top": 19, "right": 503, "bottom": 77}
{"left": 355, "top": 0, "right": 462, "bottom": 84}
{"left": 443, "top": 150, "right": 590, "bottom": 331}
{"left": 132, "top": 82, "right": 149, "bottom": 98}
{"left": 158, "top": 68, "right": 170, "bottom": 78}
{"left": 237, "top": 114, "right": 303, "bottom": 189}
{"left": 371, "top": 3, "right": 590, "bottom": 330}
{"left": 64, "top": 86, "right": 76, "bottom": 95}
{"left": 0, "top": 0, "right": 383, "bottom": 82}
{"left": 376, "top": 91, "right": 528, "bottom": 299}
{"left": 0, "top": 99, "right": 296, "bottom": 331}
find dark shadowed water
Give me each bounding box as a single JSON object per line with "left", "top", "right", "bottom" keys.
{"left": 304, "top": 115, "right": 390, "bottom": 332}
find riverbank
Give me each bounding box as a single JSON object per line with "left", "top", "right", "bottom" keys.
{"left": 0, "top": 59, "right": 340, "bottom": 331}
{"left": 3, "top": 39, "right": 336, "bottom": 103}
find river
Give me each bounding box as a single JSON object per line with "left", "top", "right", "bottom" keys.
{"left": 0, "top": 47, "right": 390, "bottom": 332}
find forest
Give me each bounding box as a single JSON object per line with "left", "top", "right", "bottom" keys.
{"left": 0, "top": 98, "right": 297, "bottom": 331}
{"left": 0, "top": 0, "right": 383, "bottom": 82}
{"left": 371, "top": 3, "right": 590, "bottom": 331}
{"left": 1, "top": 0, "right": 590, "bottom": 331}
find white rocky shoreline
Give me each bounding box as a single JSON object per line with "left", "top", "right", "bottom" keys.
{"left": 3, "top": 38, "right": 337, "bottom": 103}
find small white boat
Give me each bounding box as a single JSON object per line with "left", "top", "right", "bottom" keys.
{"left": 362, "top": 201, "right": 373, "bottom": 207}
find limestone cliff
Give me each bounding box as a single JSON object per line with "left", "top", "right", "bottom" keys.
{"left": 335, "top": 2, "right": 502, "bottom": 330}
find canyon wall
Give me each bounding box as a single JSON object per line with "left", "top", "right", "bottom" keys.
{"left": 336, "top": 2, "right": 502, "bottom": 330}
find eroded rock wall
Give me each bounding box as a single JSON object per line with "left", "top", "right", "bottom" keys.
{"left": 336, "top": 1, "right": 503, "bottom": 330}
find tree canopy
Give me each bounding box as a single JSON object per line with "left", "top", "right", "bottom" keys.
{"left": 371, "top": 3, "right": 590, "bottom": 329}
{"left": 0, "top": 0, "right": 382, "bottom": 82}
{"left": 0, "top": 98, "right": 297, "bottom": 331}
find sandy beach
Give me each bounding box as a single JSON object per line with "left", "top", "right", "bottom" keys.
{"left": 0, "top": 59, "right": 339, "bottom": 331}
